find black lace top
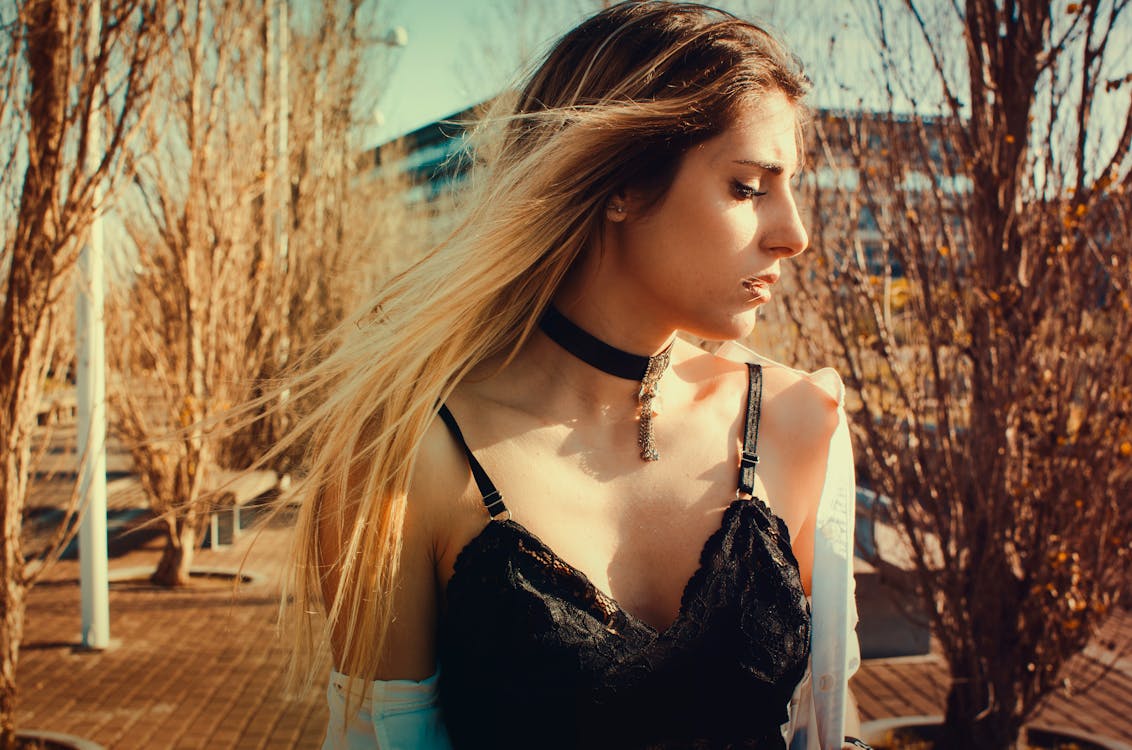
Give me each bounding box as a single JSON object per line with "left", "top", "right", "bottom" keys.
{"left": 437, "top": 364, "right": 811, "bottom": 749}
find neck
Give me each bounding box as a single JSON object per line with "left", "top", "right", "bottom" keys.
{"left": 507, "top": 310, "right": 676, "bottom": 416}
{"left": 537, "top": 304, "right": 673, "bottom": 461}
{"left": 549, "top": 297, "right": 676, "bottom": 361}
{"left": 540, "top": 306, "right": 665, "bottom": 381}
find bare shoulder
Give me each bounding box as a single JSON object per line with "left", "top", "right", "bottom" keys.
{"left": 709, "top": 340, "right": 841, "bottom": 450}
{"left": 317, "top": 410, "right": 475, "bottom": 569}
{"left": 413, "top": 409, "right": 482, "bottom": 515}
{"left": 315, "top": 407, "right": 480, "bottom": 680}
{"left": 410, "top": 406, "right": 488, "bottom": 557}
{"left": 759, "top": 361, "right": 841, "bottom": 446}
{"left": 706, "top": 345, "right": 840, "bottom": 586}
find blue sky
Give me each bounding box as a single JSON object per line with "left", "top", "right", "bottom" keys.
{"left": 366, "top": 0, "right": 1129, "bottom": 175}
{"left": 368, "top": 0, "right": 875, "bottom": 144}
{"left": 372, "top": 0, "right": 596, "bottom": 143}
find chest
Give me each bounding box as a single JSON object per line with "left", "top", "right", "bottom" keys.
{"left": 438, "top": 496, "right": 811, "bottom": 749}
{"left": 439, "top": 411, "right": 787, "bottom": 632}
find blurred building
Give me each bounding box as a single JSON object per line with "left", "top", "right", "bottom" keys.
{"left": 371, "top": 105, "right": 476, "bottom": 204}
{"left": 372, "top": 104, "right": 970, "bottom": 283}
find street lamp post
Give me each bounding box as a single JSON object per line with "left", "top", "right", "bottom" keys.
{"left": 77, "top": 0, "right": 110, "bottom": 651}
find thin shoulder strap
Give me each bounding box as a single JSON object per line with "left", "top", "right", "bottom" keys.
{"left": 737, "top": 362, "right": 763, "bottom": 496}
{"left": 437, "top": 405, "right": 509, "bottom": 520}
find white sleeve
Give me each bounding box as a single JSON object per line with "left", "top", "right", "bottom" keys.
{"left": 322, "top": 669, "right": 452, "bottom": 750}
{"left": 804, "top": 395, "right": 862, "bottom": 749}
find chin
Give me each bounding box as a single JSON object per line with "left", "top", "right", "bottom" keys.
{"left": 687, "top": 307, "right": 759, "bottom": 342}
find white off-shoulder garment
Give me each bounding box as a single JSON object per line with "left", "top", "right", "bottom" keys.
{"left": 323, "top": 670, "right": 449, "bottom": 750}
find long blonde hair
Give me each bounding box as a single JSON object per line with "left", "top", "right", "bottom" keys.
{"left": 278, "top": 0, "right": 809, "bottom": 716}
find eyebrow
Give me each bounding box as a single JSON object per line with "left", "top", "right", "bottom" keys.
{"left": 732, "top": 158, "right": 790, "bottom": 176}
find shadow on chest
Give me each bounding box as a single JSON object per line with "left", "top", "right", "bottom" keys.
{"left": 486, "top": 441, "right": 743, "bottom": 631}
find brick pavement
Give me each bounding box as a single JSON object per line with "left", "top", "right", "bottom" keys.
{"left": 852, "top": 609, "right": 1132, "bottom": 740}
{"left": 17, "top": 504, "right": 329, "bottom": 749}
{"left": 15, "top": 488, "right": 1132, "bottom": 748}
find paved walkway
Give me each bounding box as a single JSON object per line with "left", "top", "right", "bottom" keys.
{"left": 16, "top": 489, "right": 1132, "bottom": 747}
{"left": 854, "top": 613, "right": 1132, "bottom": 740}
{"left": 18, "top": 504, "right": 327, "bottom": 749}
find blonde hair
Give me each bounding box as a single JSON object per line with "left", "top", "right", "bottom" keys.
{"left": 276, "top": 0, "right": 809, "bottom": 723}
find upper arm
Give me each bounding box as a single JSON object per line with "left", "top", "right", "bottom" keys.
{"left": 762, "top": 369, "right": 840, "bottom": 596}
{"left": 316, "top": 415, "right": 469, "bottom": 681}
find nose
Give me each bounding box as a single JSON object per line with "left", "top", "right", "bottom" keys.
{"left": 764, "top": 189, "right": 808, "bottom": 258}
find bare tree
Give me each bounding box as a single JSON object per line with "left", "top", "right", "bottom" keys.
{"left": 0, "top": 0, "right": 160, "bottom": 745}
{"left": 222, "top": 0, "right": 413, "bottom": 475}
{"left": 783, "top": 1, "right": 1132, "bottom": 747}
{"left": 111, "top": 0, "right": 286, "bottom": 587}
{"left": 109, "top": 0, "right": 410, "bottom": 586}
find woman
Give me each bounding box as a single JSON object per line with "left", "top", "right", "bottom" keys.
{"left": 293, "top": 2, "right": 864, "bottom": 748}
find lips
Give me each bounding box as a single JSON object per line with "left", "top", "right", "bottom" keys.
{"left": 741, "top": 273, "right": 778, "bottom": 301}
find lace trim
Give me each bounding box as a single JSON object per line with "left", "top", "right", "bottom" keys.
{"left": 448, "top": 496, "right": 797, "bottom": 632}
{"left": 441, "top": 495, "right": 811, "bottom": 749}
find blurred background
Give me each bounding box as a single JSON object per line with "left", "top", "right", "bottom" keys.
{"left": 2, "top": 1, "right": 1130, "bottom": 748}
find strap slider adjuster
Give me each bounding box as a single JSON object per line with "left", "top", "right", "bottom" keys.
{"left": 483, "top": 490, "right": 508, "bottom": 519}
{"left": 740, "top": 450, "right": 760, "bottom": 469}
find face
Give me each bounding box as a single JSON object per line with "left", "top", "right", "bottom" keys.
{"left": 603, "top": 90, "right": 808, "bottom": 341}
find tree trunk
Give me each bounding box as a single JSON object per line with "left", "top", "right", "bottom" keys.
{"left": 0, "top": 447, "right": 28, "bottom": 750}
{"left": 149, "top": 515, "right": 198, "bottom": 587}
{"left": 0, "top": 560, "right": 25, "bottom": 750}
{"left": 0, "top": 0, "right": 71, "bottom": 742}
{"left": 0, "top": 358, "right": 35, "bottom": 750}
{"left": 0, "top": 331, "right": 41, "bottom": 747}
{"left": 940, "top": 676, "right": 1024, "bottom": 750}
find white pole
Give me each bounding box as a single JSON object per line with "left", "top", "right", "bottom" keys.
{"left": 276, "top": 0, "right": 290, "bottom": 369}
{"left": 77, "top": 0, "right": 110, "bottom": 650}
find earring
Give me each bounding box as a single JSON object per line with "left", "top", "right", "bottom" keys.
{"left": 608, "top": 202, "right": 627, "bottom": 221}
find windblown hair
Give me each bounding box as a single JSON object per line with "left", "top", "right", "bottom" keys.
{"left": 279, "top": 0, "right": 809, "bottom": 722}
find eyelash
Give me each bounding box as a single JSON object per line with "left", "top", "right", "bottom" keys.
{"left": 732, "top": 180, "right": 767, "bottom": 200}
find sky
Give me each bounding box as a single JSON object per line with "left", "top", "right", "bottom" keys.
{"left": 361, "top": 0, "right": 1131, "bottom": 194}
{"left": 366, "top": 0, "right": 904, "bottom": 145}
{"left": 371, "top": 0, "right": 597, "bottom": 143}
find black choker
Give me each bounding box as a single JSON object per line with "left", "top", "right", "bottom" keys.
{"left": 538, "top": 306, "right": 672, "bottom": 461}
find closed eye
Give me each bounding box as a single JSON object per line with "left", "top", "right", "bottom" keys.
{"left": 731, "top": 180, "right": 767, "bottom": 200}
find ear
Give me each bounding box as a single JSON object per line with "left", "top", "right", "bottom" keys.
{"left": 605, "top": 190, "right": 630, "bottom": 222}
